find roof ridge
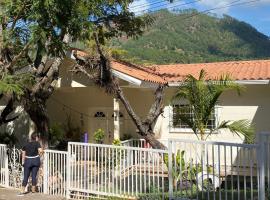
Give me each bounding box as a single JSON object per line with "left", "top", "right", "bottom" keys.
{"left": 112, "top": 59, "right": 168, "bottom": 81}
{"left": 112, "top": 59, "right": 156, "bottom": 73}
{"left": 149, "top": 59, "right": 270, "bottom": 67}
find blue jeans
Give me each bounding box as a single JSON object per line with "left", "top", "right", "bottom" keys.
{"left": 22, "top": 157, "right": 41, "bottom": 187}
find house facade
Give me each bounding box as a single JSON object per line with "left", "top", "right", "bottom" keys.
{"left": 2, "top": 51, "right": 270, "bottom": 145}
{"left": 47, "top": 53, "right": 270, "bottom": 144}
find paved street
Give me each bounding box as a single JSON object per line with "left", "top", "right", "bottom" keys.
{"left": 0, "top": 188, "right": 65, "bottom": 200}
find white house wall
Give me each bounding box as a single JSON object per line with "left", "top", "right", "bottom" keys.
{"left": 47, "top": 84, "right": 270, "bottom": 144}
{"left": 154, "top": 84, "right": 270, "bottom": 143}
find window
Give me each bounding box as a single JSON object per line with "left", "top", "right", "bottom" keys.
{"left": 171, "top": 104, "right": 217, "bottom": 131}
{"left": 111, "top": 112, "right": 124, "bottom": 118}
{"left": 94, "top": 111, "right": 106, "bottom": 118}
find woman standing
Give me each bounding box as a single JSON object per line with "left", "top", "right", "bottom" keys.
{"left": 19, "top": 133, "right": 43, "bottom": 195}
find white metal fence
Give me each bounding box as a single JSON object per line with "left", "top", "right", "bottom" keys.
{"left": 168, "top": 139, "right": 261, "bottom": 200}
{"left": 0, "top": 134, "right": 270, "bottom": 200}
{"left": 7, "top": 147, "right": 24, "bottom": 189}
{"left": 0, "top": 144, "right": 8, "bottom": 187}
{"left": 67, "top": 142, "right": 168, "bottom": 199}
{"left": 43, "top": 149, "right": 67, "bottom": 196}
{"left": 259, "top": 133, "right": 270, "bottom": 198}
{"left": 121, "top": 138, "right": 168, "bottom": 148}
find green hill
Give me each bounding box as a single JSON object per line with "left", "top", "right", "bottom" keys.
{"left": 111, "top": 9, "right": 270, "bottom": 64}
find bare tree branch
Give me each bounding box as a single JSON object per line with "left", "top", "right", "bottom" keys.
{"left": 31, "top": 57, "right": 61, "bottom": 95}
{"left": 144, "top": 86, "right": 165, "bottom": 126}
{"left": 70, "top": 64, "right": 98, "bottom": 80}
{"left": 0, "top": 96, "right": 19, "bottom": 125}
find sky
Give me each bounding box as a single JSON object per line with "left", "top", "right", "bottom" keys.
{"left": 129, "top": 0, "right": 270, "bottom": 36}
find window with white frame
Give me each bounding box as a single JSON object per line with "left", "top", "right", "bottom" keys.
{"left": 171, "top": 104, "right": 217, "bottom": 130}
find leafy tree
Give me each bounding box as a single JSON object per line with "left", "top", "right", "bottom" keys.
{"left": 0, "top": 0, "right": 151, "bottom": 141}
{"left": 172, "top": 70, "right": 254, "bottom": 143}
{"left": 0, "top": 73, "right": 33, "bottom": 124}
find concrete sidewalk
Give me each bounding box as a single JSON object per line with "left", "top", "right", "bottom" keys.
{"left": 0, "top": 188, "right": 66, "bottom": 200}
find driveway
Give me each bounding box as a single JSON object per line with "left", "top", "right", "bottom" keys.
{"left": 0, "top": 188, "right": 66, "bottom": 200}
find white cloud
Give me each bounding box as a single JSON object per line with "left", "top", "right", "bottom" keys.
{"left": 198, "top": 0, "right": 270, "bottom": 14}
{"left": 260, "top": 0, "right": 270, "bottom": 3}
{"left": 199, "top": 0, "right": 235, "bottom": 14}
{"left": 129, "top": 0, "right": 150, "bottom": 15}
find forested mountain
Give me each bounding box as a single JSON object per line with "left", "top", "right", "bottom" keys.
{"left": 111, "top": 9, "right": 270, "bottom": 64}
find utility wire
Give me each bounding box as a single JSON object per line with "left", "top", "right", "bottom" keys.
{"left": 129, "top": 0, "right": 169, "bottom": 10}
{"left": 134, "top": 0, "right": 201, "bottom": 15}
{"left": 51, "top": 97, "right": 93, "bottom": 119}
{"left": 161, "top": 0, "right": 259, "bottom": 25}
{"left": 51, "top": 97, "right": 140, "bottom": 121}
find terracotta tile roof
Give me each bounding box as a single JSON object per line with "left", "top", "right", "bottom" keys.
{"left": 111, "top": 61, "right": 167, "bottom": 84}
{"left": 71, "top": 49, "right": 166, "bottom": 84}
{"left": 149, "top": 60, "right": 270, "bottom": 83}
{"left": 71, "top": 49, "right": 270, "bottom": 85}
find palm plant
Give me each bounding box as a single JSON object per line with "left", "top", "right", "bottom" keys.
{"left": 172, "top": 69, "right": 254, "bottom": 143}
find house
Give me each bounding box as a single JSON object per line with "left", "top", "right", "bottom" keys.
{"left": 47, "top": 50, "right": 270, "bottom": 144}
{"left": 2, "top": 49, "right": 270, "bottom": 145}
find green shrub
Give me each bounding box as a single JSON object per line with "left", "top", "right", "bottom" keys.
{"left": 112, "top": 139, "right": 121, "bottom": 146}
{"left": 94, "top": 128, "right": 105, "bottom": 144}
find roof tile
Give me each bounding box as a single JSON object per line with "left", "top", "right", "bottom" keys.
{"left": 72, "top": 49, "right": 270, "bottom": 84}
{"left": 148, "top": 60, "right": 270, "bottom": 83}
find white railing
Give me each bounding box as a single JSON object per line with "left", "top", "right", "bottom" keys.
{"left": 43, "top": 149, "right": 67, "bottom": 197}
{"left": 121, "top": 139, "right": 148, "bottom": 148}
{"left": 1, "top": 134, "right": 269, "bottom": 200}
{"left": 0, "top": 144, "right": 8, "bottom": 187}
{"left": 121, "top": 138, "right": 168, "bottom": 148}
{"left": 7, "top": 146, "right": 23, "bottom": 189}
{"left": 258, "top": 133, "right": 270, "bottom": 198}
{"left": 168, "top": 139, "right": 261, "bottom": 200}
{"left": 67, "top": 142, "right": 168, "bottom": 199}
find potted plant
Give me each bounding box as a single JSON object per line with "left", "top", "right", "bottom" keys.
{"left": 94, "top": 128, "right": 105, "bottom": 144}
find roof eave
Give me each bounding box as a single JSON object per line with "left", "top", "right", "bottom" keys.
{"left": 112, "top": 69, "right": 142, "bottom": 86}
{"left": 168, "top": 79, "right": 270, "bottom": 86}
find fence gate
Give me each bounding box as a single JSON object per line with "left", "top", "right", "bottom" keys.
{"left": 43, "top": 149, "right": 67, "bottom": 197}
{"left": 0, "top": 144, "right": 8, "bottom": 187}
{"left": 7, "top": 146, "right": 24, "bottom": 189}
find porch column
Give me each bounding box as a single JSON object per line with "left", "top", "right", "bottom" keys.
{"left": 113, "top": 98, "right": 120, "bottom": 140}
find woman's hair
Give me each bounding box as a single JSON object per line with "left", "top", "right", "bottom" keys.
{"left": 30, "top": 133, "right": 38, "bottom": 141}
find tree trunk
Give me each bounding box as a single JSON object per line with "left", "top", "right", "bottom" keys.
{"left": 143, "top": 133, "right": 167, "bottom": 150}
{"left": 113, "top": 79, "right": 167, "bottom": 150}
{"left": 73, "top": 35, "right": 168, "bottom": 150}
{"left": 23, "top": 95, "right": 49, "bottom": 147}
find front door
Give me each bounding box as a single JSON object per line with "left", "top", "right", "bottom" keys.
{"left": 89, "top": 107, "right": 114, "bottom": 144}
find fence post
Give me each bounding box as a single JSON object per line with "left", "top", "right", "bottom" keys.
{"left": 5, "top": 145, "right": 9, "bottom": 187}
{"left": 258, "top": 134, "right": 266, "bottom": 200}
{"left": 13, "top": 146, "right": 16, "bottom": 188}
{"left": 66, "top": 143, "right": 71, "bottom": 199}
{"left": 43, "top": 151, "right": 48, "bottom": 194}
{"left": 168, "top": 140, "right": 173, "bottom": 200}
